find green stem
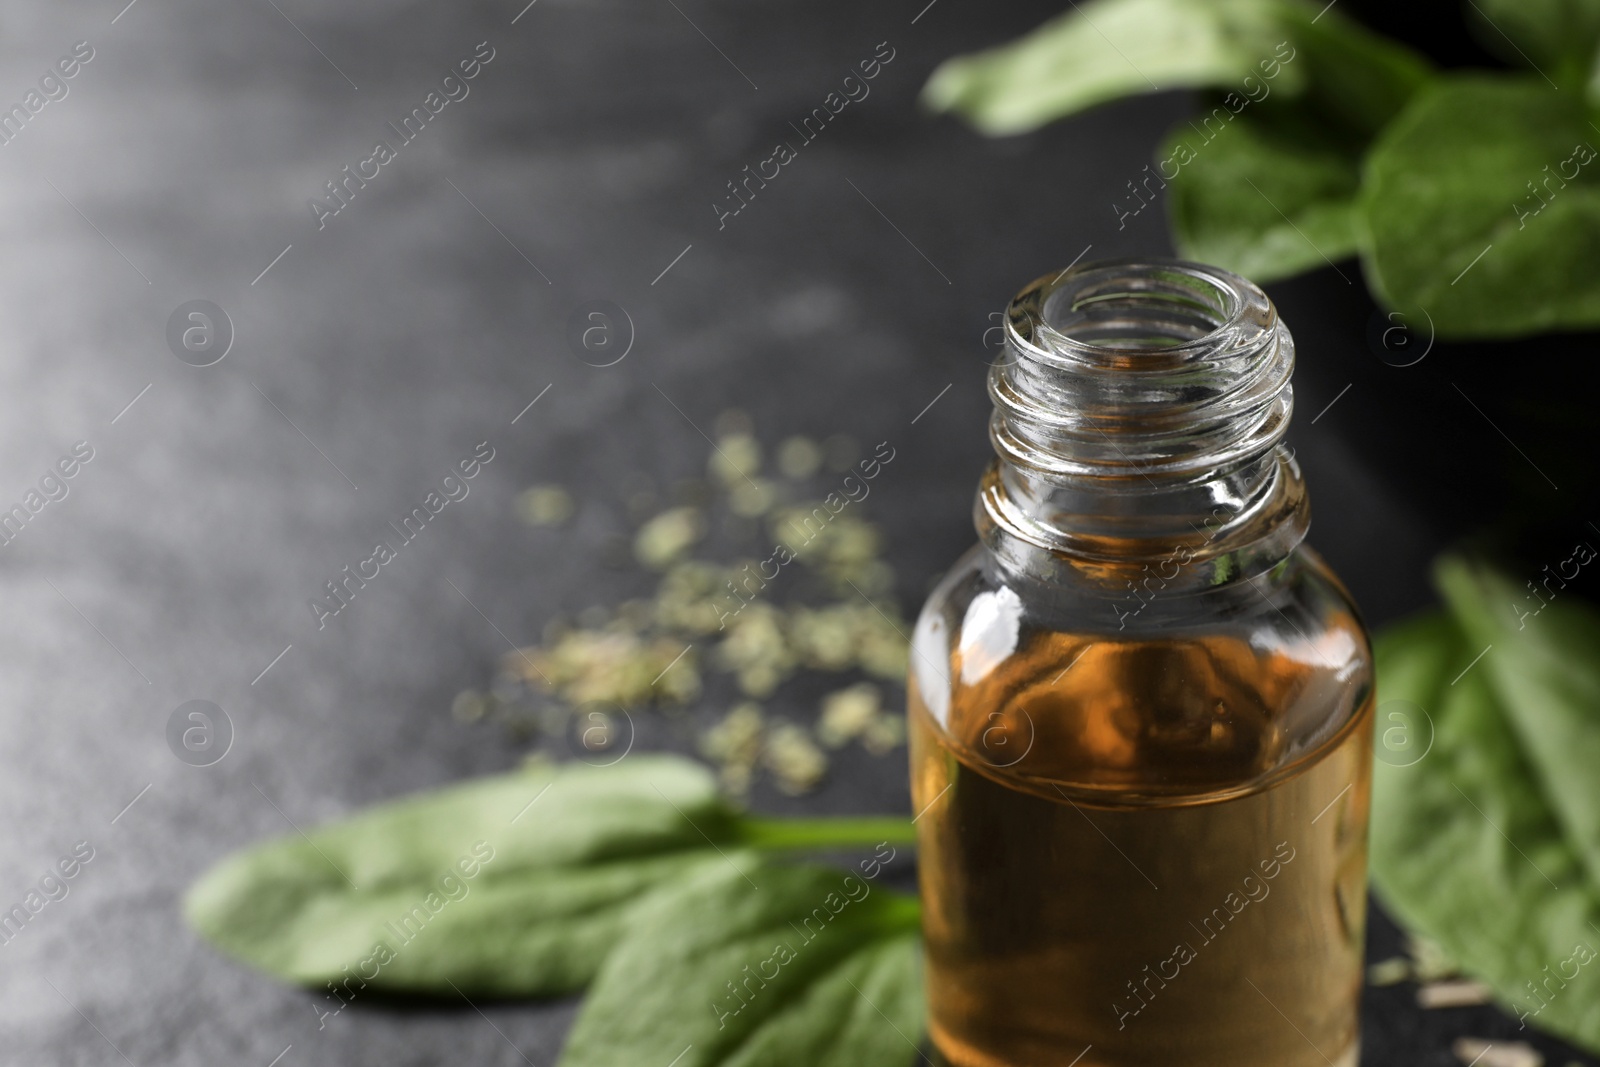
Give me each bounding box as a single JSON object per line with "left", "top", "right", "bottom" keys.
{"left": 879, "top": 891, "right": 924, "bottom": 932}
{"left": 736, "top": 814, "right": 918, "bottom": 851}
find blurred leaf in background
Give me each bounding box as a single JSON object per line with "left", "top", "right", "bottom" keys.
{"left": 1159, "top": 110, "right": 1362, "bottom": 281}
{"left": 1361, "top": 78, "right": 1600, "bottom": 337}
{"left": 1370, "top": 553, "right": 1600, "bottom": 1050}
{"left": 921, "top": 0, "right": 1307, "bottom": 135}
{"left": 923, "top": 0, "right": 1600, "bottom": 338}
{"left": 1463, "top": 0, "right": 1600, "bottom": 90}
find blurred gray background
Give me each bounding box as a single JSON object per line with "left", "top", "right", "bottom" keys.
{"left": 0, "top": 0, "right": 1523, "bottom": 1063}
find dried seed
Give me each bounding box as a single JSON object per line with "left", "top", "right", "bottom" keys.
{"left": 818, "top": 683, "right": 883, "bottom": 748}
{"left": 1451, "top": 1038, "right": 1542, "bottom": 1067}
{"left": 715, "top": 603, "right": 796, "bottom": 698}
{"left": 701, "top": 703, "right": 763, "bottom": 759}
{"left": 516, "top": 485, "right": 575, "bottom": 526}
{"left": 1417, "top": 979, "right": 1493, "bottom": 1008}
{"left": 515, "top": 628, "right": 699, "bottom": 707}
{"left": 763, "top": 720, "right": 828, "bottom": 796}
{"left": 860, "top": 714, "right": 905, "bottom": 756}
{"left": 701, "top": 703, "right": 765, "bottom": 796}
{"left": 777, "top": 436, "right": 823, "bottom": 480}
{"left": 1366, "top": 957, "right": 1412, "bottom": 986}
{"left": 709, "top": 432, "right": 762, "bottom": 488}
{"left": 654, "top": 561, "right": 739, "bottom": 635}
{"left": 729, "top": 478, "right": 776, "bottom": 518}
{"left": 634, "top": 506, "right": 705, "bottom": 569}
{"left": 789, "top": 605, "right": 860, "bottom": 672}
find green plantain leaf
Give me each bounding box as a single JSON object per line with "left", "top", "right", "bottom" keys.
{"left": 1359, "top": 77, "right": 1600, "bottom": 337}
{"left": 187, "top": 755, "right": 916, "bottom": 998}
{"left": 1162, "top": 107, "right": 1362, "bottom": 281}
{"left": 920, "top": 0, "right": 1428, "bottom": 137}
{"left": 1370, "top": 589, "right": 1600, "bottom": 1050}
{"left": 187, "top": 755, "right": 743, "bottom": 995}
{"left": 922, "top": 0, "right": 1301, "bottom": 136}
{"left": 1273, "top": 2, "right": 1432, "bottom": 136}
{"left": 1464, "top": 0, "right": 1600, "bottom": 88}
{"left": 558, "top": 857, "right": 924, "bottom": 1067}
{"left": 1147, "top": 0, "right": 1428, "bottom": 284}
{"left": 1435, "top": 553, "right": 1600, "bottom": 888}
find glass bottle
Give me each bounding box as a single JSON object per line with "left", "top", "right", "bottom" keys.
{"left": 910, "top": 260, "right": 1374, "bottom": 1067}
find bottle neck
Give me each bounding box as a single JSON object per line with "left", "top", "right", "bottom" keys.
{"left": 976, "top": 260, "right": 1309, "bottom": 596}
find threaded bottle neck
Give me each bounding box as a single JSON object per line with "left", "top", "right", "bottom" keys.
{"left": 977, "top": 260, "right": 1308, "bottom": 590}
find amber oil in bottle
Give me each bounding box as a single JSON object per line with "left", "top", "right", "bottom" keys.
{"left": 909, "top": 261, "right": 1374, "bottom": 1067}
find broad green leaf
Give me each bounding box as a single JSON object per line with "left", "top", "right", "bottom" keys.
{"left": 1150, "top": 5, "right": 1427, "bottom": 283}
{"left": 920, "top": 0, "right": 1429, "bottom": 137}
{"left": 922, "top": 0, "right": 1301, "bottom": 136}
{"left": 559, "top": 858, "right": 924, "bottom": 1067}
{"left": 1273, "top": 3, "right": 1431, "bottom": 136}
{"left": 1465, "top": 0, "right": 1600, "bottom": 87}
{"left": 1370, "top": 608, "right": 1600, "bottom": 1051}
{"left": 1359, "top": 77, "right": 1600, "bottom": 337}
{"left": 225, "top": 851, "right": 734, "bottom": 996}
{"left": 187, "top": 754, "right": 915, "bottom": 996}
{"left": 187, "top": 755, "right": 741, "bottom": 995}
{"left": 1435, "top": 553, "right": 1600, "bottom": 886}
{"left": 1162, "top": 107, "right": 1361, "bottom": 281}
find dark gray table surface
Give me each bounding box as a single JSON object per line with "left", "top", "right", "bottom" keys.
{"left": 0, "top": 0, "right": 1582, "bottom": 1063}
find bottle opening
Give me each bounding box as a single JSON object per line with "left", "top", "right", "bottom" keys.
{"left": 980, "top": 258, "right": 1306, "bottom": 575}
{"left": 993, "top": 260, "right": 1289, "bottom": 458}
{"left": 1010, "top": 260, "right": 1265, "bottom": 369}
{"left": 1039, "top": 264, "right": 1242, "bottom": 352}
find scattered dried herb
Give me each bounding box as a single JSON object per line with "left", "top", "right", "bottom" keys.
{"left": 461, "top": 417, "right": 910, "bottom": 796}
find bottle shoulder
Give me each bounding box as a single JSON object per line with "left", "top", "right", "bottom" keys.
{"left": 910, "top": 542, "right": 1373, "bottom": 804}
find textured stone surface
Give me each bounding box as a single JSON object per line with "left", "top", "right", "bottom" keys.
{"left": 0, "top": 0, "right": 1576, "bottom": 1063}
